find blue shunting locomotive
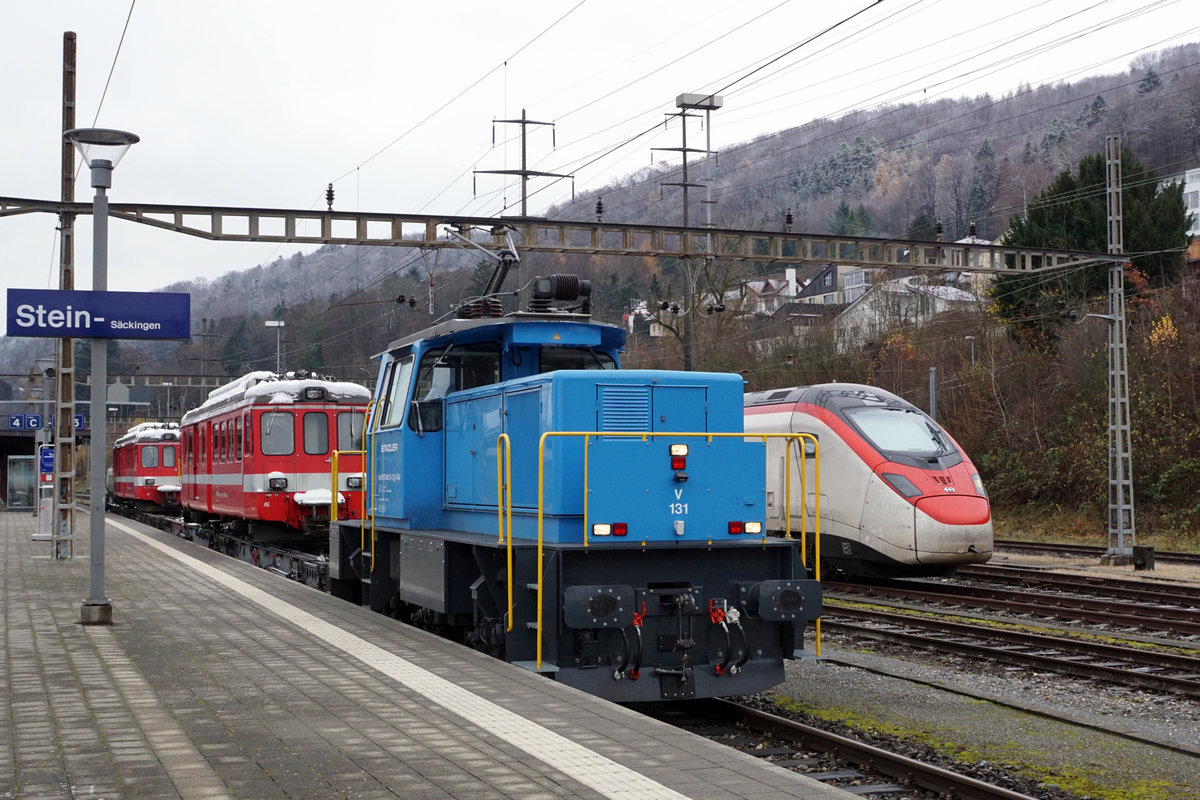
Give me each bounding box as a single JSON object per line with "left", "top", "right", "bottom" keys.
{"left": 329, "top": 274, "right": 821, "bottom": 702}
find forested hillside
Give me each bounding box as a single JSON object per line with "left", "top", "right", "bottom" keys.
{"left": 4, "top": 42, "right": 1199, "bottom": 538}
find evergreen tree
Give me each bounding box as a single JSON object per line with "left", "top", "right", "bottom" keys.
{"left": 990, "top": 147, "right": 1189, "bottom": 348}
{"left": 906, "top": 211, "right": 939, "bottom": 241}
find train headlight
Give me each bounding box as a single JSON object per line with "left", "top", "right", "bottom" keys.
{"left": 881, "top": 472, "right": 922, "bottom": 498}
{"left": 303, "top": 387, "right": 326, "bottom": 400}
{"left": 669, "top": 443, "right": 688, "bottom": 480}
{"left": 268, "top": 476, "right": 288, "bottom": 491}
{"left": 346, "top": 476, "right": 363, "bottom": 489}
{"left": 971, "top": 473, "right": 987, "bottom": 498}
{"left": 591, "top": 522, "right": 628, "bottom": 537}
{"left": 744, "top": 521, "right": 763, "bottom": 535}
{"left": 143, "top": 478, "right": 155, "bottom": 486}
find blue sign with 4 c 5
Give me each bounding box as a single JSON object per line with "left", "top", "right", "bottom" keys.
{"left": 6, "top": 288, "right": 190, "bottom": 340}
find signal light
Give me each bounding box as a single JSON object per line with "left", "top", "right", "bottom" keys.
{"left": 882, "top": 472, "right": 922, "bottom": 498}
{"left": 669, "top": 443, "right": 688, "bottom": 479}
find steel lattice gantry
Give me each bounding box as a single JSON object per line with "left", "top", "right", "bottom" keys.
{"left": 0, "top": 196, "right": 1113, "bottom": 273}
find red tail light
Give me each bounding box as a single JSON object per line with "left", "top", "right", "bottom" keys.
{"left": 613, "top": 522, "right": 628, "bottom": 536}
{"left": 728, "top": 521, "right": 744, "bottom": 535}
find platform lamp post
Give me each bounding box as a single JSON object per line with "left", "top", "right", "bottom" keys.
{"left": 265, "top": 320, "right": 284, "bottom": 373}
{"left": 65, "top": 127, "right": 139, "bottom": 626}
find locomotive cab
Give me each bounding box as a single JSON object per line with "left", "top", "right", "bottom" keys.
{"left": 331, "top": 286, "right": 822, "bottom": 703}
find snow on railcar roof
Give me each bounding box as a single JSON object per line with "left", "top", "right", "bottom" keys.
{"left": 114, "top": 422, "right": 180, "bottom": 447}
{"left": 182, "top": 370, "right": 370, "bottom": 424}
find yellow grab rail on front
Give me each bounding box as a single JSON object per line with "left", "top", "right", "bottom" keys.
{"left": 496, "top": 434, "right": 514, "bottom": 632}
{"left": 520, "top": 430, "right": 819, "bottom": 670}
{"left": 330, "top": 447, "right": 365, "bottom": 521}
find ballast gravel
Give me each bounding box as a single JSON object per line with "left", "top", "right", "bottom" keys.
{"left": 767, "top": 556, "right": 1200, "bottom": 800}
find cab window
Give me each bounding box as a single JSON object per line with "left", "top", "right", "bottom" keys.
{"left": 540, "top": 346, "right": 616, "bottom": 372}
{"left": 140, "top": 445, "right": 159, "bottom": 468}
{"left": 409, "top": 343, "right": 500, "bottom": 433}
{"left": 261, "top": 411, "right": 295, "bottom": 455}
{"left": 379, "top": 355, "right": 414, "bottom": 429}
{"left": 338, "top": 411, "right": 365, "bottom": 451}
{"left": 304, "top": 412, "right": 329, "bottom": 455}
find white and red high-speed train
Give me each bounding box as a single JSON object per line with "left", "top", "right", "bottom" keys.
{"left": 744, "top": 383, "right": 992, "bottom": 578}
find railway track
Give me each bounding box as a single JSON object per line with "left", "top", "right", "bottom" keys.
{"left": 959, "top": 563, "right": 1200, "bottom": 604}
{"left": 649, "top": 698, "right": 1049, "bottom": 800}
{"left": 994, "top": 539, "right": 1200, "bottom": 566}
{"left": 820, "top": 601, "right": 1200, "bottom": 696}
{"left": 824, "top": 560, "right": 1200, "bottom": 696}
{"left": 826, "top": 577, "right": 1200, "bottom": 637}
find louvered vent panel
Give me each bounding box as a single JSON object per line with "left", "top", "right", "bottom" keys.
{"left": 597, "top": 385, "right": 650, "bottom": 432}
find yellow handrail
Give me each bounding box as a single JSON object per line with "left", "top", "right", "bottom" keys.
{"left": 330, "top": 447, "right": 365, "bottom": 519}
{"left": 526, "top": 430, "right": 818, "bottom": 670}
{"left": 365, "top": 399, "right": 380, "bottom": 572}
{"left": 496, "top": 434, "right": 514, "bottom": 632}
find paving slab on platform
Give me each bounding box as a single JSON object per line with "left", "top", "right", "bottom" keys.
{"left": 1, "top": 509, "right": 854, "bottom": 800}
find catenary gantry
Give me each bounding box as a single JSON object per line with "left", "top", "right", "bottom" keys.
{"left": 0, "top": 196, "right": 1117, "bottom": 273}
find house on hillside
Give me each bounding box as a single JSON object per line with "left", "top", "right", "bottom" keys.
{"left": 833, "top": 275, "right": 985, "bottom": 351}
{"left": 724, "top": 264, "right": 868, "bottom": 314}
{"left": 1164, "top": 166, "right": 1200, "bottom": 269}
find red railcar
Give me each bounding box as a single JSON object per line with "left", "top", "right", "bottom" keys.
{"left": 109, "top": 422, "right": 182, "bottom": 512}
{"left": 179, "top": 371, "right": 371, "bottom": 537}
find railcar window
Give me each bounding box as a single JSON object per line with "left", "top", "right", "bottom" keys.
{"left": 141, "top": 445, "right": 159, "bottom": 469}
{"left": 409, "top": 343, "right": 500, "bottom": 433}
{"left": 380, "top": 356, "right": 414, "bottom": 429}
{"left": 304, "top": 412, "right": 329, "bottom": 455}
{"left": 845, "top": 408, "right": 946, "bottom": 457}
{"left": 261, "top": 411, "right": 295, "bottom": 455}
{"left": 235, "top": 418, "right": 243, "bottom": 461}
{"left": 244, "top": 414, "right": 253, "bottom": 457}
{"left": 338, "top": 411, "right": 365, "bottom": 451}
{"left": 540, "top": 346, "right": 616, "bottom": 372}
{"left": 163, "top": 445, "right": 177, "bottom": 469}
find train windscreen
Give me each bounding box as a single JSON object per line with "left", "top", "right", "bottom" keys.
{"left": 844, "top": 407, "right": 951, "bottom": 458}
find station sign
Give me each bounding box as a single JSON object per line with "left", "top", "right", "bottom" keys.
{"left": 8, "top": 412, "right": 88, "bottom": 431}
{"left": 39, "top": 445, "right": 54, "bottom": 474}
{"left": 6, "top": 288, "right": 191, "bottom": 340}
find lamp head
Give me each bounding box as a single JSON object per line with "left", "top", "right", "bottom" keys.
{"left": 64, "top": 128, "right": 139, "bottom": 188}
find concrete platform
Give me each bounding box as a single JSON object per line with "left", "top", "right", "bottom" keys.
{"left": 1, "top": 508, "right": 854, "bottom": 799}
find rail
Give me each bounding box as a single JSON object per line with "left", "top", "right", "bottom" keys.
{"left": 504, "top": 430, "right": 820, "bottom": 669}
{"left": 496, "top": 434, "right": 514, "bottom": 633}
{"left": 330, "top": 446, "right": 365, "bottom": 522}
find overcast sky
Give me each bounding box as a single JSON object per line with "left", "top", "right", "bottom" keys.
{"left": 2, "top": 0, "right": 1194, "bottom": 326}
